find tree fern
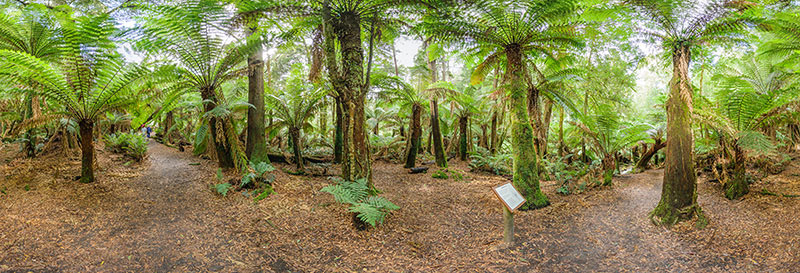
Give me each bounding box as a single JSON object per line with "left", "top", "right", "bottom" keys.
{"left": 321, "top": 178, "right": 399, "bottom": 227}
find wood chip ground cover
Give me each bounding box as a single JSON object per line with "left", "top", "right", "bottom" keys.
{"left": 0, "top": 141, "right": 798, "bottom": 272}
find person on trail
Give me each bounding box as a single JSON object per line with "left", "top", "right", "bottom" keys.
{"left": 146, "top": 126, "right": 152, "bottom": 138}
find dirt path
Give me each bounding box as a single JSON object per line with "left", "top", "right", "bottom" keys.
{"left": 0, "top": 141, "right": 262, "bottom": 271}
{"left": 1, "top": 143, "right": 798, "bottom": 272}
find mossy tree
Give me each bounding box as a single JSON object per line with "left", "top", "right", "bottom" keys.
{"left": 422, "top": 0, "right": 582, "bottom": 209}
{"left": 624, "top": 0, "right": 761, "bottom": 226}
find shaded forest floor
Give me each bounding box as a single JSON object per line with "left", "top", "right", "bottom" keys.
{"left": 1, "top": 141, "right": 799, "bottom": 272}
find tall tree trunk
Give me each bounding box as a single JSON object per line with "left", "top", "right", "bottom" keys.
{"left": 333, "top": 96, "right": 344, "bottom": 163}
{"left": 459, "top": 115, "right": 468, "bottom": 161}
{"left": 201, "top": 87, "right": 235, "bottom": 168}
{"left": 164, "top": 111, "right": 175, "bottom": 144}
{"left": 23, "top": 93, "right": 35, "bottom": 157}
{"left": 319, "top": 97, "right": 328, "bottom": 137}
{"left": 558, "top": 107, "right": 565, "bottom": 157}
{"left": 540, "top": 99, "right": 553, "bottom": 157}
{"left": 490, "top": 111, "right": 498, "bottom": 154}
{"left": 337, "top": 12, "right": 371, "bottom": 187}
{"left": 425, "top": 40, "right": 447, "bottom": 168}
{"left": 245, "top": 27, "right": 269, "bottom": 164}
{"left": 527, "top": 86, "right": 543, "bottom": 155}
{"left": 290, "top": 128, "right": 304, "bottom": 171}
{"left": 506, "top": 44, "right": 548, "bottom": 210}
{"left": 651, "top": 45, "right": 704, "bottom": 227}
{"left": 725, "top": 144, "right": 748, "bottom": 200}
{"left": 404, "top": 104, "right": 422, "bottom": 168}
{"left": 79, "top": 120, "right": 95, "bottom": 183}
{"left": 431, "top": 99, "right": 447, "bottom": 167}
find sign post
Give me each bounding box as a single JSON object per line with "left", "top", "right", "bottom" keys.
{"left": 492, "top": 183, "right": 525, "bottom": 247}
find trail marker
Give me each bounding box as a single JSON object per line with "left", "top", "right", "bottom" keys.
{"left": 492, "top": 182, "right": 525, "bottom": 247}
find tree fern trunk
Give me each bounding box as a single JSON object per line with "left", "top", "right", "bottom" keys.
{"left": 79, "top": 120, "right": 95, "bottom": 183}
{"left": 404, "top": 103, "right": 422, "bottom": 168}
{"left": 725, "top": 144, "right": 748, "bottom": 199}
{"left": 651, "top": 45, "right": 704, "bottom": 227}
{"left": 459, "top": 115, "right": 468, "bottom": 161}
{"left": 506, "top": 44, "right": 548, "bottom": 210}
{"left": 290, "top": 128, "right": 304, "bottom": 171}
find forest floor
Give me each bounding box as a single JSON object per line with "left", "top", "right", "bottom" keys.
{"left": 0, "top": 141, "right": 799, "bottom": 272}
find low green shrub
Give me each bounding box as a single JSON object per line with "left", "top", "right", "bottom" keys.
{"left": 104, "top": 133, "right": 148, "bottom": 161}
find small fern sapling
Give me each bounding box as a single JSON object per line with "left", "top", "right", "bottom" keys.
{"left": 321, "top": 178, "right": 399, "bottom": 229}
{"left": 241, "top": 161, "right": 276, "bottom": 202}
{"left": 212, "top": 168, "right": 231, "bottom": 196}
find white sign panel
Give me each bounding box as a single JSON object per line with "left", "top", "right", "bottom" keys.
{"left": 492, "top": 183, "right": 525, "bottom": 212}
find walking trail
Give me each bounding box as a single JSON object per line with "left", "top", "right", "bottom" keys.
{"left": 0, "top": 142, "right": 798, "bottom": 272}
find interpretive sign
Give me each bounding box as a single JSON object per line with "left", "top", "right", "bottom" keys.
{"left": 492, "top": 183, "right": 525, "bottom": 212}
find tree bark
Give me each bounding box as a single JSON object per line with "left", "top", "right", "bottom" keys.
{"left": 336, "top": 11, "right": 371, "bottom": 188}
{"left": 404, "top": 104, "right": 423, "bottom": 168}
{"left": 635, "top": 139, "right": 666, "bottom": 171}
{"left": 200, "top": 87, "right": 235, "bottom": 168}
{"left": 540, "top": 99, "right": 553, "bottom": 157}
{"left": 651, "top": 45, "right": 704, "bottom": 227}
{"left": 506, "top": 44, "right": 548, "bottom": 210}
{"left": 245, "top": 27, "right": 269, "bottom": 164}
{"left": 79, "top": 120, "right": 95, "bottom": 183}
{"left": 431, "top": 98, "right": 447, "bottom": 167}
{"left": 289, "top": 127, "right": 304, "bottom": 171}
{"left": 333, "top": 96, "right": 344, "bottom": 163}
{"left": 424, "top": 40, "right": 448, "bottom": 168}
{"left": 459, "top": 115, "right": 468, "bottom": 161}
{"left": 490, "top": 111, "right": 498, "bottom": 154}
{"left": 725, "top": 144, "right": 748, "bottom": 199}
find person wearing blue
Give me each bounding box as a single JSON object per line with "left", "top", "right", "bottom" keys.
{"left": 146, "top": 126, "right": 152, "bottom": 138}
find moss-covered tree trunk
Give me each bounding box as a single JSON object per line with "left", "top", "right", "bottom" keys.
{"left": 335, "top": 11, "right": 372, "bottom": 188}
{"left": 651, "top": 45, "right": 704, "bottom": 227}
{"left": 726, "top": 144, "right": 748, "bottom": 199}
{"left": 505, "top": 44, "right": 548, "bottom": 210}
{"left": 459, "top": 115, "right": 468, "bottom": 161}
{"left": 200, "top": 87, "right": 235, "bottom": 169}
{"left": 79, "top": 119, "right": 95, "bottom": 183}
{"left": 404, "top": 103, "right": 422, "bottom": 168}
{"left": 245, "top": 27, "right": 269, "bottom": 164}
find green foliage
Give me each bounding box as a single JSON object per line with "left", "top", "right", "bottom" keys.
{"left": 104, "top": 133, "right": 149, "bottom": 161}
{"left": 253, "top": 186, "right": 274, "bottom": 202}
{"left": 241, "top": 161, "right": 276, "bottom": 188}
{"left": 468, "top": 147, "right": 512, "bottom": 175}
{"left": 431, "top": 169, "right": 448, "bottom": 179}
{"left": 213, "top": 183, "right": 232, "bottom": 197}
{"left": 321, "top": 178, "right": 399, "bottom": 227}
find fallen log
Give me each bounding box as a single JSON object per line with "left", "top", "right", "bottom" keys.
{"left": 408, "top": 167, "right": 429, "bottom": 174}
{"left": 267, "top": 153, "right": 330, "bottom": 164}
